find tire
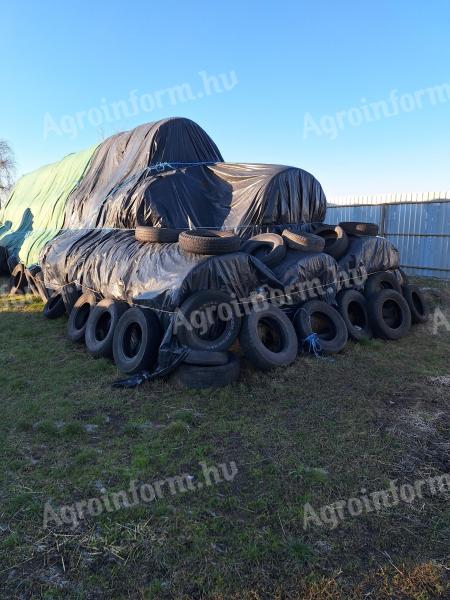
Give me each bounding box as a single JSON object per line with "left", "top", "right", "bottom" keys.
{"left": 339, "top": 222, "right": 379, "bottom": 237}
{"left": 239, "top": 305, "right": 298, "bottom": 370}
{"left": 61, "top": 283, "right": 82, "bottom": 315}
{"left": 293, "top": 300, "right": 348, "bottom": 353}
{"left": 281, "top": 230, "right": 325, "bottom": 252}
{"left": 367, "top": 289, "right": 411, "bottom": 340}
{"left": 175, "top": 290, "right": 241, "bottom": 352}
{"left": 9, "top": 264, "right": 26, "bottom": 294}
{"left": 336, "top": 289, "right": 372, "bottom": 341}
{"left": 67, "top": 292, "right": 97, "bottom": 343}
{"left": 402, "top": 285, "right": 429, "bottom": 324}
{"left": 175, "top": 353, "right": 240, "bottom": 389}
{"left": 184, "top": 350, "right": 230, "bottom": 366}
{"left": 112, "top": 307, "right": 162, "bottom": 374}
{"left": 43, "top": 292, "right": 66, "bottom": 319}
{"left": 135, "top": 226, "right": 183, "bottom": 243}
{"left": 34, "top": 271, "right": 50, "bottom": 303}
{"left": 314, "top": 226, "right": 349, "bottom": 260}
{"left": 85, "top": 299, "right": 129, "bottom": 358}
{"left": 241, "top": 233, "right": 286, "bottom": 267}
{"left": 24, "top": 266, "right": 40, "bottom": 296}
{"left": 179, "top": 230, "right": 241, "bottom": 255}
{"left": 311, "top": 223, "right": 334, "bottom": 232}
{"left": 364, "top": 271, "right": 402, "bottom": 298}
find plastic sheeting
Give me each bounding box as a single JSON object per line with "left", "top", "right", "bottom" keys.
{"left": 122, "top": 162, "right": 327, "bottom": 238}
{"left": 41, "top": 228, "right": 279, "bottom": 309}
{"left": 272, "top": 249, "right": 339, "bottom": 308}
{"left": 61, "top": 123, "right": 326, "bottom": 234}
{"left": 0, "top": 145, "right": 98, "bottom": 266}
{"left": 338, "top": 235, "right": 400, "bottom": 275}
{"left": 63, "top": 118, "right": 223, "bottom": 229}
{"left": 59, "top": 117, "right": 326, "bottom": 234}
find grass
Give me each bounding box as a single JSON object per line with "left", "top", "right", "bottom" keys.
{"left": 0, "top": 278, "right": 449, "bottom": 599}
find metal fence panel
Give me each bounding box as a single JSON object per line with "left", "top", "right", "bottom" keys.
{"left": 326, "top": 201, "right": 450, "bottom": 279}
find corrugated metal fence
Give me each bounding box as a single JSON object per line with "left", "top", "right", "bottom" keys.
{"left": 326, "top": 192, "right": 450, "bottom": 279}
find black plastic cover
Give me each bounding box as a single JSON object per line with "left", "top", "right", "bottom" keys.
{"left": 61, "top": 119, "right": 327, "bottom": 234}
{"left": 41, "top": 228, "right": 280, "bottom": 311}
{"left": 63, "top": 118, "right": 223, "bottom": 229}
{"left": 338, "top": 235, "right": 400, "bottom": 275}
{"left": 137, "top": 163, "right": 327, "bottom": 237}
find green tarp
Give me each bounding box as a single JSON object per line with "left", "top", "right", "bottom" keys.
{"left": 0, "top": 144, "right": 98, "bottom": 266}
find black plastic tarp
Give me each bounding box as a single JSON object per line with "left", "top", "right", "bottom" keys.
{"left": 41, "top": 228, "right": 279, "bottom": 311}
{"left": 63, "top": 118, "right": 223, "bottom": 229}
{"left": 272, "top": 249, "right": 339, "bottom": 309}
{"left": 135, "top": 162, "right": 327, "bottom": 237}
{"left": 338, "top": 235, "right": 400, "bottom": 275}
{"left": 61, "top": 119, "right": 327, "bottom": 234}
{"left": 64, "top": 160, "right": 327, "bottom": 235}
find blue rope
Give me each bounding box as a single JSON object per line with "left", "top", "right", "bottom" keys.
{"left": 301, "top": 332, "right": 335, "bottom": 362}
{"left": 302, "top": 332, "right": 323, "bottom": 357}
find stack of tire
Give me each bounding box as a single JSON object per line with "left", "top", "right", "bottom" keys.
{"left": 38, "top": 228, "right": 300, "bottom": 388}
{"left": 37, "top": 222, "right": 428, "bottom": 389}
{"left": 7, "top": 262, "right": 48, "bottom": 301}
{"left": 45, "top": 290, "right": 163, "bottom": 376}
{"left": 142, "top": 228, "right": 300, "bottom": 388}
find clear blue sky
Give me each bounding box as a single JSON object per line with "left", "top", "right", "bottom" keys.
{"left": 2, "top": 0, "right": 449, "bottom": 198}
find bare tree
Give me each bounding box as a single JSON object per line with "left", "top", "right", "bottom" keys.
{"left": 0, "top": 139, "right": 15, "bottom": 200}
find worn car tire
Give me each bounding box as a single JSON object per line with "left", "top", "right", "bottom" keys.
{"left": 175, "top": 353, "right": 240, "bottom": 389}
{"left": 43, "top": 292, "right": 66, "bottom": 319}
{"left": 24, "top": 266, "right": 40, "bottom": 296}
{"left": 34, "top": 271, "right": 50, "bottom": 303}
{"left": 239, "top": 305, "right": 297, "bottom": 370}
{"left": 364, "top": 270, "right": 402, "bottom": 298}
{"left": 179, "top": 230, "right": 241, "bottom": 255}
{"left": 9, "top": 263, "right": 26, "bottom": 294}
{"left": 241, "top": 233, "right": 286, "bottom": 267}
{"left": 176, "top": 290, "right": 241, "bottom": 352}
{"left": 402, "top": 285, "right": 428, "bottom": 324}
{"left": 135, "top": 226, "right": 183, "bottom": 243}
{"left": 61, "top": 283, "right": 82, "bottom": 315}
{"left": 67, "top": 292, "right": 97, "bottom": 343}
{"left": 314, "top": 225, "right": 349, "bottom": 260}
{"left": 294, "top": 300, "right": 348, "bottom": 353}
{"left": 339, "top": 222, "right": 379, "bottom": 237}
{"left": 367, "top": 289, "right": 411, "bottom": 340}
{"left": 184, "top": 350, "right": 230, "bottom": 366}
{"left": 113, "top": 307, "right": 162, "bottom": 374}
{"left": 281, "top": 230, "right": 325, "bottom": 252}
{"left": 85, "top": 299, "right": 129, "bottom": 358}
{"left": 336, "top": 289, "right": 372, "bottom": 341}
